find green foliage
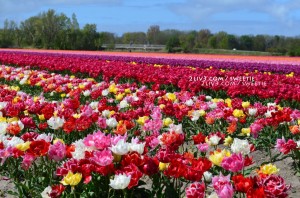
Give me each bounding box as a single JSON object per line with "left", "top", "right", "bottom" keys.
{"left": 166, "top": 35, "right": 181, "bottom": 53}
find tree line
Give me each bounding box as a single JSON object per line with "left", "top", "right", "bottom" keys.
{"left": 1, "top": 9, "right": 300, "bottom": 56}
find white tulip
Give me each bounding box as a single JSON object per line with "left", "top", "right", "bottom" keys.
{"left": 248, "top": 108, "right": 257, "bottom": 116}
{"left": 83, "top": 90, "right": 91, "bottom": 97}
{"left": 119, "top": 100, "right": 129, "bottom": 109}
{"left": 102, "top": 89, "right": 109, "bottom": 96}
{"left": 102, "top": 110, "right": 111, "bottom": 118}
{"left": 0, "top": 102, "right": 7, "bottom": 110}
{"left": 89, "top": 101, "right": 99, "bottom": 110}
{"left": 41, "top": 186, "right": 51, "bottom": 198}
{"left": 47, "top": 116, "right": 65, "bottom": 130}
{"left": 191, "top": 110, "right": 200, "bottom": 121}
{"left": 106, "top": 117, "right": 118, "bottom": 128}
{"left": 185, "top": 99, "right": 194, "bottom": 106}
{"left": 208, "top": 135, "right": 221, "bottom": 146}
{"left": 129, "top": 141, "right": 145, "bottom": 154}
{"left": 110, "top": 139, "right": 129, "bottom": 155}
{"left": 0, "top": 122, "right": 8, "bottom": 135}
{"left": 231, "top": 138, "right": 250, "bottom": 155}
{"left": 203, "top": 171, "right": 212, "bottom": 182}
{"left": 109, "top": 174, "right": 131, "bottom": 189}
{"left": 206, "top": 96, "right": 212, "bottom": 101}
{"left": 169, "top": 124, "right": 183, "bottom": 134}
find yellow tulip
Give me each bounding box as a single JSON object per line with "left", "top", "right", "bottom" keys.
{"left": 15, "top": 142, "right": 31, "bottom": 152}
{"left": 166, "top": 93, "right": 176, "bottom": 102}
{"left": 241, "top": 128, "right": 251, "bottom": 136}
{"left": 7, "top": 117, "right": 19, "bottom": 123}
{"left": 137, "top": 116, "right": 149, "bottom": 126}
{"left": 209, "top": 150, "right": 231, "bottom": 166}
{"left": 199, "top": 110, "right": 206, "bottom": 116}
{"left": 115, "top": 93, "right": 124, "bottom": 101}
{"left": 67, "top": 83, "right": 73, "bottom": 88}
{"left": 108, "top": 83, "right": 118, "bottom": 94}
{"left": 259, "top": 163, "right": 279, "bottom": 175}
{"left": 23, "top": 110, "right": 29, "bottom": 116}
{"left": 159, "top": 162, "right": 169, "bottom": 171}
{"left": 225, "top": 98, "right": 232, "bottom": 108}
{"left": 242, "top": 101, "right": 250, "bottom": 108}
{"left": 163, "top": 118, "right": 173, "bottom": 127}
{"left": 124, "top": 88, "right": 131, "bottom": 94}
{"left": 33, "top": 97, "right": 39, "bottom": 103}
{"left": 224, "top": 136, "right": 233, "bottom": 146}
{"left": 53, "top": 111, "right": 58, "bottom": 117}
{"left": 109, "top": 111, "right": 115, "bottom": 117}
{"left": 38, "top": 114, "right": 45, "bottom": 121}
{"left": 61, "top": 171, "right": 82, "bottom": 186}
{"left": 276, "top": 105, "right": 283, "bottom": 111}
{"left": 233, "top": 109, "right": 245, "bottom": 118}
{"left": 78, "top": 84, "right": 85, "bottom": 89}
{"left": 73, "top": 114, "right": 81, "bottom": 119}
{"left": 0, "top": 117, "right": 7, "bottom": 122}
{"left": 53, "top": 138, "right": 65, "bottom": 144}
{"left": 113, "top": 153, "right": 122, "bottom": 162}
{"left": 159, "top": 104, "right": 165, "bottom": 109}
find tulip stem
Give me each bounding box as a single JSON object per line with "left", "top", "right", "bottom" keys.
{"left": 123, "top": 189, "right": 128, "bottom": 198}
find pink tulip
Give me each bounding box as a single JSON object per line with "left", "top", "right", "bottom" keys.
{"left": 48, "top": 141, "right": 66, "bottom": 161}
{"left": 91, "top": 150, "right": 113, "bottom": 166}
{"left": 186, "top": 182, "right": 205, "bottom": 198}
{"left": 197, "top": 143, "right": 209, "bottom": 152}
{"left": 212, "top": 173, "right": 234, "bottom": 198}
{"left": 250, "top": 123, "right": 263, "bottom": 138}
{"left": 83, "top": 131, "right": 111, "bottom": 150}
{"left": 221, "top": 153, "right": 244, "bottom": 172}
{"left": 22, "top": 153, "right": 36, "bottom": 170}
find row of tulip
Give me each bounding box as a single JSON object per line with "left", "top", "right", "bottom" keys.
{"left": 0, "top": 51, "right": 300, "bottom": 104}
{"left": 0, "top": 64, "right": 299, "bottom": 197}
{"left": 1, "top": 50, "right": 300, "bottom": 74}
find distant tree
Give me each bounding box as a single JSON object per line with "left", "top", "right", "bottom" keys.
{"left": 266, "top": 35, "right": 287, "bottom": 54}
{"left": 15, "top": 27, "right": 24, "bottom": 47}
{"left": 208, "top": 36, "right": 217, "bottom": 49}
{"left": 239, "top": 35, "right": 253, "bottom": 50}
{"left": 159, "top": 29, "right": 182, "bottom": 45}
{"left": 215, "top": 31, "right": 229, "bottom": 49}
{"left": 180, "top": 31, "right": 197, "bottom": 53}
{"left": 0, "top": 19, "right": 17, "bottom": 47}
{"left": 147, "top": 25, "right": 160, "bottom": 44}
{"left": 121, "top": 32, "right": 147, "bottom": 44}
{"left": 19, "top": 16, "right": 42, "bottom": 47}
{"left": 252, "top": 35, "right": 266, "bottom": 51}
{"left": 195, "top": 29, "right": 212, "bottom": 48}
{"left": 81, "top": 23, "right": 98, "bottom": 50}
{"left": 38, "top": 9, "right": 73, "bottom": 49}
{"left": 71, "top": 13, "right": 80, "bottom": 30}
{"left": 166, "top": 35, "right": 180, "bottom": 53}
{"left": 227, "top": 34, "right": 239, "bottom": 49}
{"left": 98, "top": 32, "right": 116, "bottom": 49}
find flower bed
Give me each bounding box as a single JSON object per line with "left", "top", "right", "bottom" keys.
{"left": 0, "top": 52, "right": 299, "bottom": 197}
{"left": 0, "top": 51, "right": 300, "bottom": 104}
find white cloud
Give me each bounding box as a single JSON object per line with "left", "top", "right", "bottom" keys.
{"left": 169, "top": 0, "right": 300, "bottom": 27}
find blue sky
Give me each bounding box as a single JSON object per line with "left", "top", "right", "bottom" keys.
{"left": 0, "top": 0, "right": 300, "bottom": 36}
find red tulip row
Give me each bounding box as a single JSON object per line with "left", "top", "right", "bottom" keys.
{"left": 0, "top": 51, "right": 299, "bottom": 102}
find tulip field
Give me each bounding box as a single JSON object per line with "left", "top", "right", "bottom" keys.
{"left": 0, "top": 50, "right": 300, "bottom": 198}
